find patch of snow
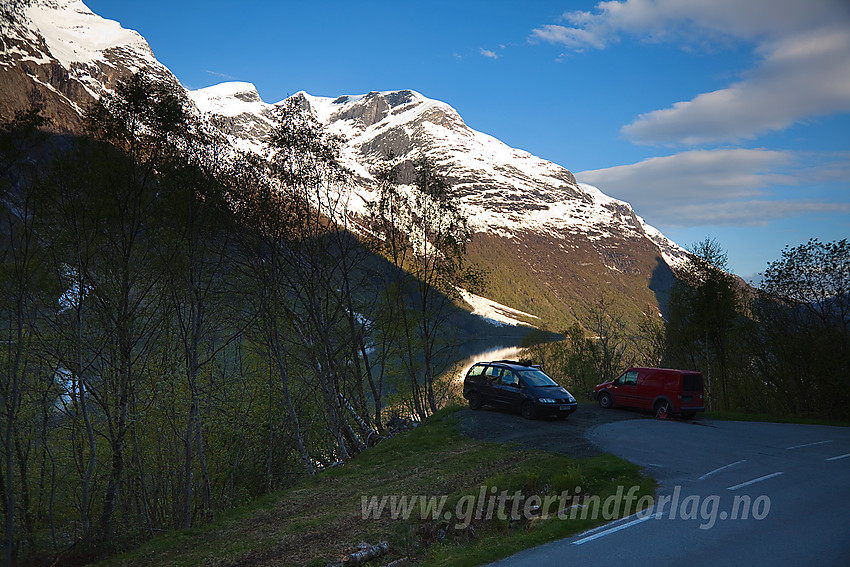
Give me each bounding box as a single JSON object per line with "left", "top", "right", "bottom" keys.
{"left": 638, "top": 217, "right": 690, "bottom": 269}
{"left": 458, "top": 289, "right": 538, "bottom": 327}
{"left": 189, "top": 82, "right": 268, "bottom": 117}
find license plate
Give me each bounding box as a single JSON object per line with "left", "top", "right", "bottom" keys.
{"left": 559, "top": 405, "right": 570, "bottom": 410}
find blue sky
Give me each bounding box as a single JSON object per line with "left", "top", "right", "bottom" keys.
{"left": 85, "top": 0, "right": 850, "bottom": 280}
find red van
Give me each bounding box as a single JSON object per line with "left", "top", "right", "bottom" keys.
{"left": 592, "top": 367, "right": 705, "bottom": 419}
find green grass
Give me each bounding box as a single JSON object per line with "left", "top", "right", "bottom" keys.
{"left": 97, "top": 406, "right": 654, "bottom": 567}
{"left": 704, "top": 410, "right": 850, "bottom": 428}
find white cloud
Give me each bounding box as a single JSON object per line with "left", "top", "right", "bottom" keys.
{"left": 654, "top": 199, "right": 850, "bottom": 227}
{"left": 533, "top": 0, "right": 849, "bottom": 49}
{"left": 623, "top": 27, "right": 850, "bottom": 144}
{"left": 480, "top": 47, "right": 499, "bottom": 59}
{"left": 531, "top": 0, "right": 850, "bottom": 144}
{"left": 575, "top": 149, "right": 850, "bottom": 226}
{"left": 205, "top": 69, "right": 234, "bottom": 79}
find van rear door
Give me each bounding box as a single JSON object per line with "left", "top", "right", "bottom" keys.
{"left": 679, "top": 372, "right": 704, "bottom": 411}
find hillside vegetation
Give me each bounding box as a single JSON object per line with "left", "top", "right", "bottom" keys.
{"left": 97, "top": 407, "right": 652, "bottom": 567}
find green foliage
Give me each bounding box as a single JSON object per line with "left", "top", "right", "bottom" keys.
{"left": 97, "top": 408, "right": 651, "bottom": 567}
{"left": 550, "top": 466, "right": 586, "bottom": 496}
{"left": 521, "top": 301, "right": 666, "bottom": 399}
{"left": 555, "top": 323, "right": 603, "bottom": 396}
{"left": 664, "top": 238, "right": 747, "bottom": 410}
{"left": 748, "top": 239, "right": 850, "bottom": 419}
{"left": 661, "top": 236, "right": 848, "bottom": 420}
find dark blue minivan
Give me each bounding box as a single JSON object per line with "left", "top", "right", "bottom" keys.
{"left": 463, "top": 360, "right": 578, "bottom": 419}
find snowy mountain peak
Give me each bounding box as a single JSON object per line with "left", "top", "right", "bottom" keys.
{"left": 297, "top": 89, "right": 455, "bottom": 141}
{"left": 1, "top": 0, "right": 178, "bottom": 130}
{"left": 185, "top": 83, "right": 685, "bottom": 263}
{"left": 25, "top": 0, "right": 152, "bottom": 70}
{"left": 190, "top": 82, "right": 266, "bottom": 117}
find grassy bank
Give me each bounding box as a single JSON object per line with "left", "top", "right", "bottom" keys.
{"left": 98, "top": 407, "right": 654, "bottom": 567}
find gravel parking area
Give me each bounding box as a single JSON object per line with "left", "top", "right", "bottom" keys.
{"left": 456, "top": 403, "right": 648, "bottom": 458}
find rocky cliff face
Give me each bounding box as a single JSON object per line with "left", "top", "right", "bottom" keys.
{"left": 0, "top": 0, "right": 179, "bottom": 130}
{"left": 1, "top": 0, "right": 687, "bottom": 329}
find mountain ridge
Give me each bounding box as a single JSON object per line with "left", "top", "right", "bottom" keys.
{"left": 2, "top": 0, "right": 688, "bottom": 329}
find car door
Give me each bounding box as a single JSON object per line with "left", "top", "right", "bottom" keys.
{"left": 633, "top": 370, "right": 658, "bottom": 409}
{"left": 494, "top": 369, "right": 524, "bottom": 409}
{"left": 610, "top": 370, "right": 640, "bottom": 408}
{"left": 480, "top": 365, "right": 504, "bottom": 406}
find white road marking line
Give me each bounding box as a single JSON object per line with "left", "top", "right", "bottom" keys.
{"left": 786, "top": 440, "right": 832, "bottom": 450}
{"left": 571, "top": 514, "right": 636, "bottom": 538}
{"left": 571, "top": 509, "right": 657, "bottom": 538}
{"left": 699, "top": 459, "right": 747, "bottom": 480}
{"left": 727, "top": 472, "right": 784, "bottom": 491}
{"left": 826, "top": 453, "right": 850, "bottom": 461}
{"left": 572, "top": 511, "right": 663, "bottom": 545}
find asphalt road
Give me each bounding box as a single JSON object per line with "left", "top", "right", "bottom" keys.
{"left": 488, "top": 416, "right": 850, "bottom": 567}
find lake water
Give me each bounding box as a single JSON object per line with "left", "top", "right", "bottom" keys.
{"left": 446, "top": 343, "right": 525, "bottom": 384}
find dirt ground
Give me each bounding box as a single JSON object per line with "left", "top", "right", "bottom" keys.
{"left": 456, "top": 402, "right": 649, "bottom": 458}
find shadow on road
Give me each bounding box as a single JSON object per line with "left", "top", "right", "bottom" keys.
{"left": 456, "top": 403, "right": 654, "bottom": 459}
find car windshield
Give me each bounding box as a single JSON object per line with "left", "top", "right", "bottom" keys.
{"left": 518, "top": 369, "right": 558, "bottom": 387}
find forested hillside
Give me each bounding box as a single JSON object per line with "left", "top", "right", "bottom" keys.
{"left": 0, "top": 73, "right": 522, "bottom": 564}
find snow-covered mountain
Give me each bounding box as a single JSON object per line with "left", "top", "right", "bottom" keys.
{"left": 1, "top": 0, "right": 688, "bottom": 329}
{"left": 190, "top": 83, "right": 685, "bottom": 266}
{"left": 189, "top": 84, "right": 687, "bottom": 326}
{"left": 0, "top": 0, "right": 179, "bottom": 131}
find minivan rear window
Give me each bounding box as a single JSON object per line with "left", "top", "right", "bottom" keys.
{"left": 682, "top": 374, "right": 702, "bottom": 391}
{"left": 467, "top": 364, "right": 485, "bottom": 377}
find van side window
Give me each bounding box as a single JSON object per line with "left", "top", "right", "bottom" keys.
{"left": 624, "top": 371, "right": 638, "bottom": 385}
{"left": 484, "top": 366, "right": 503, "bottom": 380}
{"left": 500, "top": 370, "right": 519, "bottom": 387}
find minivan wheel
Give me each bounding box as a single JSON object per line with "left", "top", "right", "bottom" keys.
{"left": 521, "top": 401, "right": 537, "bottom": 420}
{"left": 468, "top": 393, "right": 483, "bottom": 410}
{"left": 598, "top": 391, "right": 613, "bottom": 409}
{"left": 655, "top": 400, "right": 671, "bottom": 419}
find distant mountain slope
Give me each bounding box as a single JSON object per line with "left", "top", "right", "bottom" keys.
{"left": 190, "top": 85, "right": 686, "bottom": 328}
{"left": 2, "top": 0, "right": 688, "bottom": 330}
